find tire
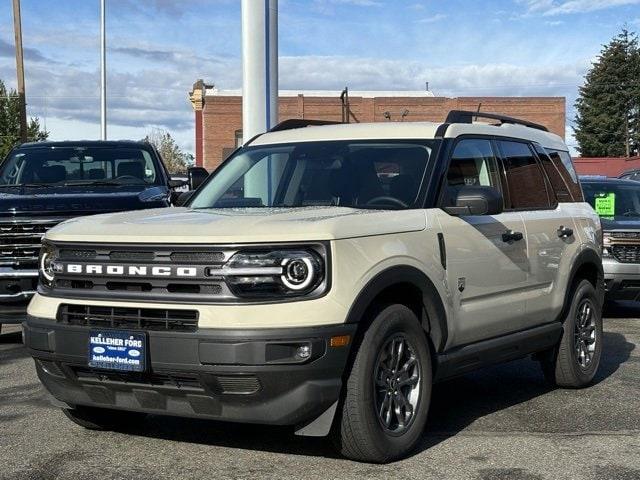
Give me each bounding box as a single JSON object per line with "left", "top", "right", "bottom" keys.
{"left": 62, "top": 405, "right": 147, "bottom": 431}
{"left": 540, "top": 279, "right": 603, "bottom": 388}
{"left": 332, "top": 304, "right": 432, "bottom": 463}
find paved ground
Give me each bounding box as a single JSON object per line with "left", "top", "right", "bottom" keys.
{"left": 1, "top": 305, "right": 639, "bottom": 480}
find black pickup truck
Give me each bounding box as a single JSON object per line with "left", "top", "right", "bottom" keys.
{"left": 0, "top": 140, "right": 206, "bottom": 329}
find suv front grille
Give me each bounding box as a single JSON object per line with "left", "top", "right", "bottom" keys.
{"left": 49, "top": 244, "right": 236, "bottom": 302}
{"left": 611, "top": 245, "right": 640, "bottom": 263}
{"left": 57, "top": 304, "right": 199, "bottom": 332}
{"left": 0, "top": 219, "right": 63, "bottom": 267}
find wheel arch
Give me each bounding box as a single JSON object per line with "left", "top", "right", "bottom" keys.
{"left": 345, "top": 265, "right": 448, "bottom": 353}
{"left": 559, "top": 248, "right": 604, "bottom": 321}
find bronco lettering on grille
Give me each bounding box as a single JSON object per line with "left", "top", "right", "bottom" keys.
{"left": 63, "top": 264, "right": 198, "bottom": 277}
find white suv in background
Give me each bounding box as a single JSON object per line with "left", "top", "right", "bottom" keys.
{"left": 24, "top": 111, "right": 603, "bottom": 462}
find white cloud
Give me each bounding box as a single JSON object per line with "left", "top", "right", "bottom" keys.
{"left": 522, "top": 0, "right": 640, "bottom": 16}
{"left": 279, "top": 56, "right": 588, "bottom": 96}
{"left": 416, "top": 13, "right": 448, "bottom": 24}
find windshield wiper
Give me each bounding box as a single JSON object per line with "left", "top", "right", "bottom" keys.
{"left": 61, "top": 180, "right": 142, "bottom": 187}
{"left": 7, "top": 183, "right": 58, "bottom": 188}
{"left": 622, "top": 211, "right": 640, "bottom": 217}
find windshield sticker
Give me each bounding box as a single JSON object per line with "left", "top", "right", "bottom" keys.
{"left": 594, "top": 192, "right": 615, "bottom": 216}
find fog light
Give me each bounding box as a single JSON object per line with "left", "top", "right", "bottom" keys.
{"left": 296, "top": 345, "right": 311, "bottom": 359}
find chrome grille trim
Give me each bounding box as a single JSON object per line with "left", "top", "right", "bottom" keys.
{"left": 0, "top": 218, "right": 64, "bottom": 267}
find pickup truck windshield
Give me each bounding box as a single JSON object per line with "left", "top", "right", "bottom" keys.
{"left": 0, "top": 146, "right": 161, "bottom": 186}
{"left": 582, "top": 181, "right": 640, "bottom": 218}
{"left": 190, "top": 140, "right": 436, "bottom": 210}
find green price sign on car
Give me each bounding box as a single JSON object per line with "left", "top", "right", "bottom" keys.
{"left": 594, "top": 192, "right": 615, "bottom": 216}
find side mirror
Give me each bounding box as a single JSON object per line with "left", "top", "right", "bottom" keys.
{"left": 174, "top": 190, "right": 195, "bottom": 207}
{"left": 443, "top": 186, "right": 504, "bottom": 216}
{"left": 188, "top": 167, "right": 209, "bottom": 191}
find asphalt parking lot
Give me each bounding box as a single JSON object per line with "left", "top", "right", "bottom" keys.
{"left": 1, "top": 306, "right": 639, "bottom": 480}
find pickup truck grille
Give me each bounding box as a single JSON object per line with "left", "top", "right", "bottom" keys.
{"left": 0, "top": 219, "right": 62, "bottom": 267}
{"left": 57, "top": 304, "right": 199, "bottom": 332}
{"left": 611, "top": 245, "right": 640, "bottom": 263}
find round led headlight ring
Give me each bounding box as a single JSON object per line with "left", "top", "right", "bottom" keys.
{"left": 40, "top": 248, "right": 55, "bottom": 283}
{"left": 281, "top": 257, "right": 315, "bottom": 291}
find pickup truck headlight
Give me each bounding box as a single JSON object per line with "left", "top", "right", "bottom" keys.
{"left": 224, "top": 247, "right": 326, "bottom": 299}
{"left": 38, "top": 243, "right": 58, "bottom": 288}
{"left": 602, "top": 232, "right": 612, "bottom": 258}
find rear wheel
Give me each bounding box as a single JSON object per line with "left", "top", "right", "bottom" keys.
{"left": 62, "top": 405, "right": 147, "bottom": 431}
{"left": 332, "top": 304, "right": 432, "bottom": 463}
{"left": 540, "top": 279, "right": 603, "bottom": 388}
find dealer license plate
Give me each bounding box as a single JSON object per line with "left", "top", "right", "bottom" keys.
{"left": 88, "top": 330, "right": 146, "bottom": 372}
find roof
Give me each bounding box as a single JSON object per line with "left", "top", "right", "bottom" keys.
{"left": 251, "top": 121, "right": 568, "bottom": 151}
{"left": 205, "top": 87, "right": 435, "bottom": 98}
{"left": 16, "top": 140, "right": 151, "bottom": 149}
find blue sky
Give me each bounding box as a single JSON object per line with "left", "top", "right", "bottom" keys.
{"left": 0, "top": 0, "right": 639, "bottom": 154}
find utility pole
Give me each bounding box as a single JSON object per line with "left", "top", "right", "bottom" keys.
{"left": 12, "top": 0, "right": 27, "bottom": 143}
{"left": 100, "top": 0, "right": 107, "bottom": 140}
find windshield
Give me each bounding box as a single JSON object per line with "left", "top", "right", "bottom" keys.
{"left": 582, "top": 181, "right": 640, "bottom": 218}
{"left": 0, "top": 146, "right": 161, "bottom": 187}
{"left": 190, "top": 140, "right": 436, "bottom": 210}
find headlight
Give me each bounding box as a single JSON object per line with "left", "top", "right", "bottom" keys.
{"left": 602, "top": 233, "right": 612, "bottom": 258}
{"left": 224, "top": 248, "right": 326, "bottom": 299}
{"left": 38, "top": 243, "right": 57, "bottom": 287}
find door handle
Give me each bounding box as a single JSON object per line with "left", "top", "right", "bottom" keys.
{"left": 502, "top": 230, "right": 524, "bottom": 243}
{"left": 557, "top": 226, "right": 573, "bottom": 238}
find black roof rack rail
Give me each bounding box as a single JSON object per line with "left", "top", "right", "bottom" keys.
{"left": 269, "top": 119, "right": 344, "bottom": 132}
{"left": 445, "top": 110, "right": 549, "bottom": 132}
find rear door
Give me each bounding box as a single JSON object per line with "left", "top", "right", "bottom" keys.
{"left": 495, "top": 140, "right": 577, "bottom": 328}
{"left": 436, "top": 137, "right": 528, "bottom": 347}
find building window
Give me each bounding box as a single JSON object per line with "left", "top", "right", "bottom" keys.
{"left": 235, "top": 129, "right": 243, "bottom": 148}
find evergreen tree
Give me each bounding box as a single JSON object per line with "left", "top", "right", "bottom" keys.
{"left": 0, "top": 79, "right": 48, "bottom": 159}
{"left": 574, "top": 29, "right": 640, "bottom": 157}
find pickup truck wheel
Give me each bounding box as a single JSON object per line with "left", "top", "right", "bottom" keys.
{"left": 62, "top": 406, "right": 147, "bottom": 431}
{"left": 332, "top": 304, "right": 432, "bottom": 463}
{"left": 540, "top": 279, "right": 602, "bottom": 388}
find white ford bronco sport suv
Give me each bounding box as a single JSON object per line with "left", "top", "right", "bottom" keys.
{"left": 24, "top": 111, "right": 603, "bottom": 463}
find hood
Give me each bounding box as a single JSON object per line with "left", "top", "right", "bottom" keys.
{"left": 45, "top": 206, "right": 427, "bottom": 243}
{"left": 0, "top": 186, "right": 169, "bottom": 218}
{"left": 600, "top": 216, "right": 640, "bottom": 231}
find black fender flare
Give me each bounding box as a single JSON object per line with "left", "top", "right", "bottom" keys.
{"left": 344, "top": 265, "right": 449, "bottom": 352}
{"left": 560, "top": 248, "right": 604, "bottom": 319}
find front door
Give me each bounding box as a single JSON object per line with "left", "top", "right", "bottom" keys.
{"left": 436, "top": 138, "right": 529, "bottom": 347}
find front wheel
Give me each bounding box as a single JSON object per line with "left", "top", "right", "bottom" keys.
{"left": 540, "top": 279, "right": 603, "bottom": 388}
{"left": 62, "top": 405, "right": 147, "bottom": 431}
{"left": 332, "top": 304, "right": 432, "bottom": 463}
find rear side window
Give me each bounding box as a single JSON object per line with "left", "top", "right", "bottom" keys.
{"left": 545, "top": 149, "right": 584, "bottom": 202}
{"left": 533, "top": 144, "right": 572, "bottom": 203}
{"left": 497, "top": 140, "right": 553, "bottom": 210}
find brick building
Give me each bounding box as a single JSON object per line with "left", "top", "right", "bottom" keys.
{"left": 572, "top": 156, "right": 640, "bottom": 177}
{"left": 189, "top": 79, "right": 566, "bottom": 171}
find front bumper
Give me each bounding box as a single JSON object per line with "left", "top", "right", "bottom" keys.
{"left": 23, "top": 316, "right": 356, "bottom": 433}
{"left": 603, "top": 258, "right": 640, "bottom": 300}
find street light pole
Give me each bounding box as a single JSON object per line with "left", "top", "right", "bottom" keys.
{"left": 100, "top": 0, "right": 107, "bottom": 140}
{"left": 12, "top": 0, "right": 27, "bottom": 143}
